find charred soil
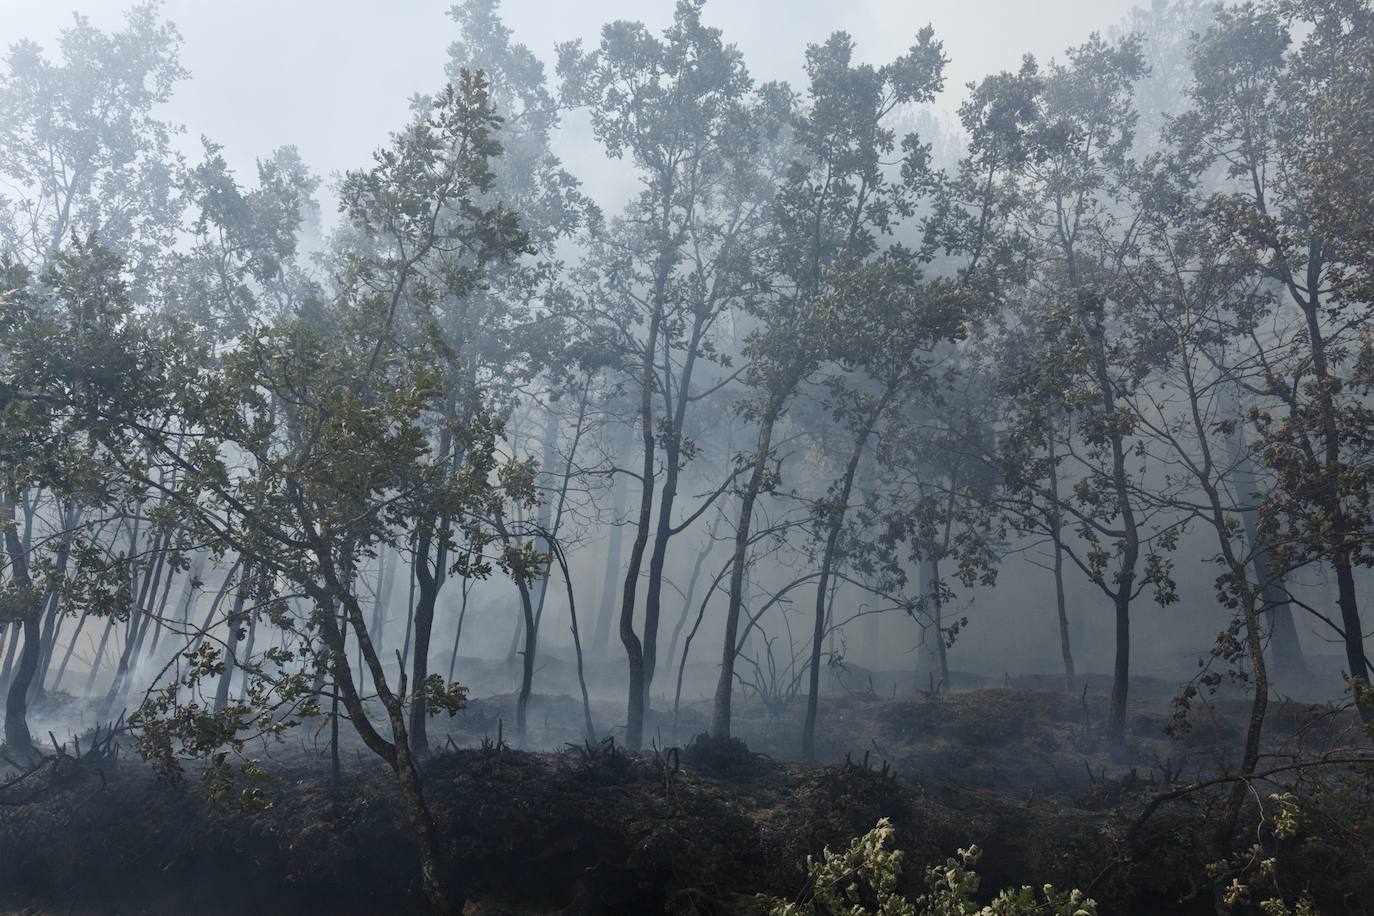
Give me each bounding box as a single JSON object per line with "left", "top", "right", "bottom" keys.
{"left": 1, "top": 687, "right": 1370, "bottom": 914}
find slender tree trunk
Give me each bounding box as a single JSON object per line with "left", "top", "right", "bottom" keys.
{"left": 592, "top": 427, "right": 629, "bottom": 657}
{"left": 1294, "top": 260, "right": 1369, "bottom": 719}
{"left": 1229, "top": 415, "right": 1305, "bottom": 679}
{"left": 48, "top": 608, "right": 89, "bottom": 694}
{"left": 1214, "top": 578, "right": 1270, "bottom": 852}
{"left": 83, "top": 614, "right": 117, "bottom": 696}
{"left": 491, "top": 516, "right": 538, "bottom": 748}
{"left": 30, "top": 501, "right": 81, "bottom": 704}
{"left": 401, "top": 545, "right": 418, "bottom": 674}
{"left": 447, "top": 573, "right": 472, "bottom": 685}
{"left": 1107, "top": 580, "right": 1133, "bottom": 752}
{"left": 1046, "top": 418, "right": 1076, "bottom": 693}
{"left": 620, "top": 313, "right": 662, "bottom": 751}
{"left": 365, "top": 547, "right": 398, "bottom": 694}
{"left": 513, "top": 572, "right": 536, "bottom": 747}
{"left": 921, "top": 555, "right": 950, "bottom": 690}
{"left": 1078, "top": 305, "right": 1140, "bottom": 755}
{"left": 664, "top": 519, "right": 719, "bottom": 686}
{"left": 803, "top": 403, "right": 882, "bottom": 759}
{"left": 311, "top": 562, "right": 456, "bottom": 914}
{"left": 639, "top": 316, "right": 707, "bottom": 741}
{"left": 104, "top": 520, "right": 165, "bottom": 711}
{"left": 146, "top": 547, "right": 194, "bottom": 660}
{"left": 2, "top": 487, "right": 38, "bottom": 751}
{"left": 0, "top": 624, "right": 19, "bottom": 692}
{"left": 549, "top": 541, "right": 595, "bottom": 741}
{"left": 529, "top": 406, "right": 559, "bottom": 632}
{"left": 213, "top": 564, "right": 254, "bottom": 714}
{"left": 237, "top": 600, "right": 259, "bottom": 703}
{"left": 1178, "top": 359, "right": 1271, "bottom": 853}
{"left": 672, "top": 555, "right": 732, "bottom": 741}
{"left": 3, "top": 617, "right": 38, "bottom": 752}
{"left": 410, "top": 530, "right": 448, "bottom": 757}
{"left": 712, "top": 399, "right": 781, "bottom": 739}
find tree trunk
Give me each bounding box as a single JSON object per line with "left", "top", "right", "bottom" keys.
{"left": 1295, "top": 283, "right": 1369, "bottom": 720}
{"left": 490, "top": 516, "right": 538, "bottom": 749}
{"left": 711, "top": 400, "right": 780, "bottom": 739}
{"left": 1045, "top": 414, "right": 1076, "bottom": 693}
{"left": 0, "top": 624, "right": 20, "bottom": 693}
{"left": 237, "top": 599, "right": 259, "bottom": 704}
{"left": 921, "top": 555, "right": 950, "bottom": 690}
{"left": 620, "top": 317, "right": 661, "bottom": 751}
{"left": 529, "top": 406, "right": 559, "bottom": 634}
{"left": 410, "top": 530, "right": 448, "bottom": 757}
{"left": 3, "top": 616, "right": 38, "bottom": 751}
{"left": 1229, "top": 418, "right": 1305, "bottom": 679}
{"left": 30, "top": 500, "right": 81, "bottom": 704}
{"left": 549, "top": 540, "right": 596, "bottom": 742}
{"left": 213, "top": 564, "right": 253, "bottom": 714}
{"left": 1076, "top": 298, "right": 1140, "bottom": 755}
{"left": 638, "top": 315, "right": 707, "bottom": 742}
{"left": 311, "top": 564, "right": 457, "bottom": 914}
{"left": 802, "top": 403, "right": 881, "bottom": 759}
{"left": 447, "top": 574, "right": 472, "bottom": 685}
{"left": 2, "top": 488, "right": 37, "bottom": 751}
{"left": 664, "top": 519, "right": 718, "bottom": 688}
{"left": 592, "top": 430, "right": 629, "bottom": 657}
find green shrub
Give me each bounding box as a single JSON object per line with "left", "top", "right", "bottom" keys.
{"left": 757, "top": 818, "right": 1097, "bottom": 916}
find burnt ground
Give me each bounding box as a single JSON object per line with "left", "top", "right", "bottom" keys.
{"left": 1, "top": 686, "right": 1371, "bottom": 915}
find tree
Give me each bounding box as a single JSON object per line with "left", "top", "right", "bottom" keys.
{"left": 125, "top": 77, "right": 533, "bottom": 912}
{"left": 398, "top": 0, "right": 593, "bottom": 754}
{"left": 1171, "top": 0, "right": 1374, "bottom": 718}
{"left": 1114, "top": 153, "right": 1284, "bottom": 847}
{"left": 712, "top": 26, "right": 949, "bottom": 739}
{"left": 0, "top": 3, "right": 187, "bottom": 749}
{"left": 798, "top": 264, "right": 972, "bottom": 757}
{"left": 0, "top": 3, "right": 184, "bottom": 287}
{"left": 0, "top": 238, "right": 162, "bottom": 751}
{"left": 559, "top": 0, "right": 767, "bottom": 748}
{"left": 971, "top": 36, "right": 1178, "bottom": 753}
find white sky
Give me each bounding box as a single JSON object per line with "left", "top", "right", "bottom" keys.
{"left": 0, "top": 0, "right": 1143, "bottom": 216}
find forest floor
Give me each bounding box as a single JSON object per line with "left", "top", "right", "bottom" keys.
{"left": 1, "top": 683, "right": 1371, "bottom": 914}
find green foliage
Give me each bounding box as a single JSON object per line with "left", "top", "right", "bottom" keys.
{"left": 1207, "top": 793, "right": 1323, "bottom": 916}
{"left": 419, "top": 673, "right": 469, "bottom": 717}
{"left": 758, "top": 817, "right": 915, "bottom": 916}
{"left": 130, "top": 640, "right": 316, "bottom": 802}
{"left": 756, "top": 819, "right": 1096, "bottom": 916}
{"left": 0, "top": 583, "right": 41, "bottom": 624}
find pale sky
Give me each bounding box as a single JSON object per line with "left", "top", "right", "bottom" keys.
{"left": 0, "top": 0, "right": 1143, "bottom": 217}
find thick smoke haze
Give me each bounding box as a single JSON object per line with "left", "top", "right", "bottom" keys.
{"left": 2, "top": 0, "right": 1372, "bottom": 910}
